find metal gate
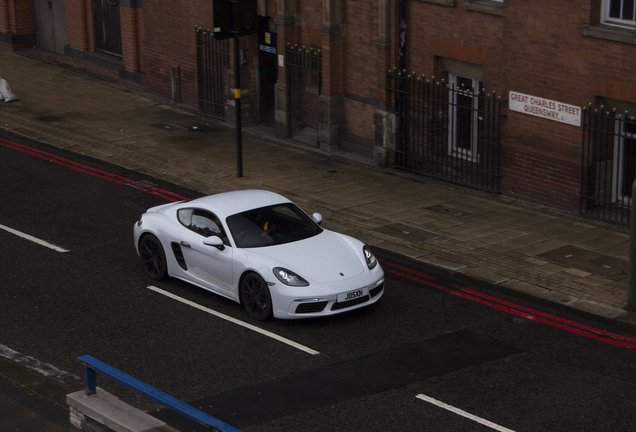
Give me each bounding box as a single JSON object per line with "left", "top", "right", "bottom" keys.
{"left": 580, "top": 105, "right": 636, "bottom": 225}
{"left": 92, "top": 0, "right": 122, "bottom": 56}
{"left": 196, "top": 29, "right": 230, "bottom": 120}
{"left": 387, "top": 68, "right": 504, "bottom": 192}
{"left": 285, "top": 44, "right": 322, "bottom": 137}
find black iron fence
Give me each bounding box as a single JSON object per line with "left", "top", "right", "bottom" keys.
{"left": 580, "top": 105, "right": 636, "bottom": 225}
{"left": 387, "top": 69, "right": 504, "bottom": 193}
{"left": 284, "top": 44, "right": 322, "bottom": 136}
{"left": 285, "top": 44, "right": 322, "bottom": 94}
{"left": 92, "top": 0, "right": 122, "bottom": 56}
{"left": 196, "top": 29, "right": 230, "bottom": 120}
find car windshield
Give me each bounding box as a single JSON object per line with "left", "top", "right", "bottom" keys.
{"left": 226, "top": 203, "right": 323, "bottom": 248}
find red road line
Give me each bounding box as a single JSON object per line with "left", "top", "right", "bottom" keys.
{"left": 385, "top": 268, "right": 453, "bottom": 293}
{"left": 455, "top": 285, "right": 636, "bottom": 343}
{"left": 382, "top": 263, "right": 636, "bottom": 349}
{"left": 380, "top": 260, "right": 436, "bottom": 280}
{"left": 0, "top": 137, "right": 187, "bottom": 202}
{"left": 452, "top": 290, "right": 636, "bottom": 349}
{"left": 0, "top": 138, "right": 133, "bottom": 182}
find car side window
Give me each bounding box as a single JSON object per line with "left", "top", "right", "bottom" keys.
{"left": 178, "top": 208, "right": 229, "bottom": 246}
{"left": 178, "top": 208, "right": 193, "bottom": 226}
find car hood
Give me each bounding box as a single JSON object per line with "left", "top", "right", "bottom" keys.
{"left": 254, "top": 231, "right": 366, "bottom": 283}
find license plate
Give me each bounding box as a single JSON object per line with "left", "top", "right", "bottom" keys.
{"left": 337, "top": 287, "right": 369, "bottom": 303}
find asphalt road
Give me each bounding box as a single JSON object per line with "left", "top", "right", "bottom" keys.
{"left": 2, "top": 133, "right": 636, "bottom": 432}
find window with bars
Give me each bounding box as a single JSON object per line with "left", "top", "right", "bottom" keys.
{"left": 448, "top": 74, "right": 483, "bottom": 163}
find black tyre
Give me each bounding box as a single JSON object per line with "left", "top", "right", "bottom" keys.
{"left": 139, "top": 234, "right": 167, "bottom": 280}
{"left": 240, "top": 273, "right": 273, "bottom": 320}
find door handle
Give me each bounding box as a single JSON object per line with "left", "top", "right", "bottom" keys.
{"left": 180, "top": 241, "right": 191, "bottom": 248}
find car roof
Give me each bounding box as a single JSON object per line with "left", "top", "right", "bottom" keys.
{"left": 176, "top": 189, "right": 292, "bottom": 218}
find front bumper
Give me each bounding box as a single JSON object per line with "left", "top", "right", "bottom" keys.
{"left": 270, "top": 273, "right": 385, "bottom": 319}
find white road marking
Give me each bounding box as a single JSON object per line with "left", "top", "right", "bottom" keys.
{"left": 0, "top": 223, "right": 69, "bottom": 252}
{"left": 147, "top": 286, "right": 321, "bottom": 356}
{"left": 416, "top": 394, "right": 516, "bottom": 432}
{"left": 0, "top": 344, "right": 79, "bottom": 382}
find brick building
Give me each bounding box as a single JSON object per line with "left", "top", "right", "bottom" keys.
{"left": 1, "top": 0, "right": 636, "bottom": 223}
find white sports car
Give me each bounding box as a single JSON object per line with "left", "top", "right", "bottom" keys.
{"left": 133, "top": 190, "right": 384, "bottom": 320}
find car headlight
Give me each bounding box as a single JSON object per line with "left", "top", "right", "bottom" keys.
{"left": 363, "top": 245, "right": 377, "bottom": 269}
{"left": 273, "top": 267, "right": 309, "bottom": 286}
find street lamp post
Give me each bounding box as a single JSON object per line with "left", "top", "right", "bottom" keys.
{"left": 232, "top": 0, "right": 243, "bottom": 178}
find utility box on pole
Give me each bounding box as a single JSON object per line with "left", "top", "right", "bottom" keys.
{"left": 212, "top": 0, "right": 258, "bottom": 40}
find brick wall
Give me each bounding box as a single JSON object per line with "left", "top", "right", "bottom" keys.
{"left": 121, "top": 6, "right": 143, "bottom": 73}
{"left": 499, "top": 0, "right": 636, "bottom": 210}
{"left": 500, "top": 144, "right": 581, "bottom": 210}
{"left": 141, "top": 1, "right": 214, "bottom": 105}
{"left": 0, "top": 0, "right": 34, "bottom": 34}
{"left": 0, "top": 0, "right": 35, "bottom": 52}
{"left": 344, "top": 98, "right": 376, "bottom": 141}
{"left": 395, "top": 0, "right": 636, "bottom": 211}
{"left": 65, "top": 0, "right": 91, "bottom": 51}
{"left": 300, "top": 87, "right": 320, "bottom": 129}
{"left": 343, "top": 0, "right": 381, "bottom": 141}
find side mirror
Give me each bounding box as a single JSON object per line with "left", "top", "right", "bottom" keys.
{"left": 312, "top": 212, "right": 323, "bottom": 225}
{"left": 203, "top": 236, "right": 225, "bottom": 251}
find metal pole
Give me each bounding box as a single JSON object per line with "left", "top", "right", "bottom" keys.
{"left": 84, "top": 366, "right": 96, "bottom": 395}
{"left": 232, "top": 0, "right": 243, "bottom": 178}
{"left": 628, "top": 177, "right": 636, "bottom": 310}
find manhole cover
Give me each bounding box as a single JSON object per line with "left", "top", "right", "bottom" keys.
{"left": 373, "top": 223, "right": 438, "bottom": 242}
{"left": 538, "top": 245, "right": 601, "bottom": 265}
{"left": 538, "top": 245, "right": 627, "bottom": 276}
{"left": 580, "top": 256, "right": 628, "bottom": 277}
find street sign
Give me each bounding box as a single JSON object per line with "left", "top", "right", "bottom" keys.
{"left": 509, "top": 91, "right": 581, "bottom": 127}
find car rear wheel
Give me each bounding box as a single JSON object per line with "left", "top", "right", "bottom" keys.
{"left": 241, "top": 273, "right": 272, "bottom": 320}
{"left": 139, "top": 234, "right": 167, "bottom": 280}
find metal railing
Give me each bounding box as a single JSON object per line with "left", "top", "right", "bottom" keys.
{"left": 78, "top": 355, "right": 241, "bottom": 432}
{"left": 92, "top": 0, "right": 122, "bottom": 56}
{"left": 285, "top": 44, "right": 322, "bottom": 95}
{"left": 284, "top": 44, "right": 322, "bottom": 137}
{"left": 196, "top": 28, "right": 230, "bottom": 120}
{"left": 387, "top": 69, "right": 505, "bottom": 193}
{"left": 580, "top": 104, "right": 636, "bottom": 225}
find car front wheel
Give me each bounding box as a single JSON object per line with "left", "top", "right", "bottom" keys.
{"left": 241, "top": 273, "right": 272, "bottom": 320}
{"left": 139, "top": 234, "right": 167, "bottom": 280}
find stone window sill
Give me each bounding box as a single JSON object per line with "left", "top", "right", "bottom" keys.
{"left": 416, "top": 0, "right": 455, "bottom": 6}
{"left": 582, "top": 23, "right": 636, "bottom": 45}
{"left": 464, "top": 0, "right": 503, "bottom": 16}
